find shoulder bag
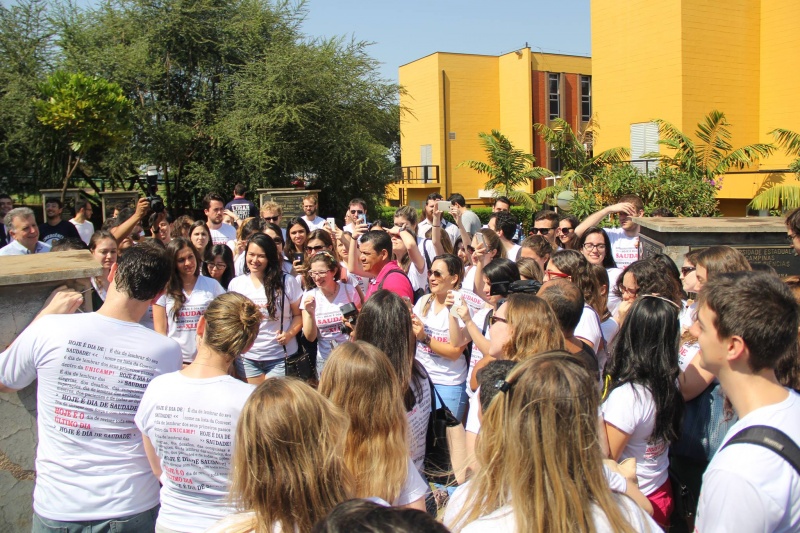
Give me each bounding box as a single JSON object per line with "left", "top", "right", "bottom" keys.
{"left": 280, "top": 274, "right": 317, "bottom": 384}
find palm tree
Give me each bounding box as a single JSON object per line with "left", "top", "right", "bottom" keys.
{"left": 650, "top": 110, "right": 775, "bottom": 186}
{"left": 532, "top": 116, "right": 629, "bottom": 205}
{"left": 457, "top": 129, "right": 550, "bottom": 209}
{"left": 749, "top": 128, "right": 800, "bottom": 211}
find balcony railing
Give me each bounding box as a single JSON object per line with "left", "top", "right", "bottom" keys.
{"left": 395, "top": 165, "right": 440, "bottom": 184}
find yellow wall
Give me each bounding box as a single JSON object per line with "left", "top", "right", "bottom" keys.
{"left": 499, "top": 49, "right": 533, "bottom": 155}
{"left": 399, "top": 53, "right": 443, "bottom": 176}
{"left": 591, "top": 0, "right": 684, "bottom": 152}
{"left": 530, "top": 52, "right": 591, "bottom": 75}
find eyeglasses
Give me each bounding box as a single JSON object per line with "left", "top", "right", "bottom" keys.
{"left": 208, "top": 262, "right": 227, "bottom": 270}
{"left": 488, "top": 315, "right": 508, "bottom": 326}
{"left": 621, "top": 285, "right": 639, "bottom": 296}
{"left": 428, "top": 270, "right": 445, "bottom": 279}
{"left": 309, "top": 270, "right": 331, "bottom": 277}
{"left": 582, "top": 243, "right": 606, "bottom": 252}
{"left": 789, "top": 233, "right": 798, "bottom": 242}
{"left": 350, "top": 209, "right": 364, "bottom": 215}
{"left": 681, "top": 266, "right": 696, "bottom": 277}
{"left": 306, "top": 245, "right": 326, "bottom": 253}
{"left": 263, "top": 216, "right": 280, "bottom": 222}
{"left": 544, "top": 270, "right": 570, "bottom": 280}
{"left": 531, "top": 227, "right": 555, "bottom": 235}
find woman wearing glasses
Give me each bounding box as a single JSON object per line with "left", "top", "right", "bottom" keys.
{"left": 301, "top": 252, "right": 362, "bottom": 375}
{"left": 411, "top": 254, "right": 470, "bottom": 419}
{"left": 202, "top": 244, "right": 235, "bottom": 290}
{"left": 579, "top": 227, "right": 622, "bottom": 315}
{"left": 601, "top": 295, "right": 684, "bottom": 528}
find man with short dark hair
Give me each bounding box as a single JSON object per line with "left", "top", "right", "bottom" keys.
{"left": 492, "top": 196, "right": 511, "bottom": 212}
{"left": 204, "top": 192, "right": 236, "bottom": 245}
{"left": 70, "top": 199, "right": 95, "bottom": 245}
{"left": 343, "top": 198, "right": 368, "bottom": 234}
{"left": 0, "top": 193, "right": 13, "bottom": 247}
{"left": 350, "top": 228, "right": 413, "bottom": 301}
{"left": 488, "top": 211, "right": 520, "bottom": 261}
{"left": 448, "top": 193, "right": 481, "bottom": 237}
{"left": 691, "top": 271, "right": 800, "bottom": 532}
{"left": 301, "top": 194, "right": 326, "bottom": 231}
{"left": 530, "top": 210, "right": 560, "bottom": 249}
{"left": 0, "top": 244, "right": 182, "bottom": 532}
{"left": 225, "top": 183, "right": 257, "bottom": 220}
{"left": 0, "top": 207, "right": 50, "bottom": 255}
{"left": 575, "top": 193, "right": 645, "bottom": 268}
{"left": 39, "top": 199, "right": 81, "bottom": 245}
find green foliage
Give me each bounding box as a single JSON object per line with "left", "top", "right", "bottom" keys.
{"left": 457, "top": 130, "right": 549, "bottom": 209}
{"left": 749, "top": 129, "right": 800, "bottom": 211}
{"left": 651, "top": 110, "right": 775, "bottom": 185}
{"left": 565, "top": 164, "right": 718, "bottom": 222}
{"left": 532, "top": 117, "right": 629, "bottom": 206}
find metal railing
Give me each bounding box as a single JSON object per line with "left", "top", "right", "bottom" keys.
{"left": 395, "top": 165, "right": 440, "bottom": 184}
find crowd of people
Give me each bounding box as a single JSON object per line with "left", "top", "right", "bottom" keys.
{"left": 1, "top": 185, "right": 800, "bottom": 533}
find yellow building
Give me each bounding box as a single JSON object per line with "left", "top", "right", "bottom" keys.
{"left": 395, "top": 49, "right": 592, "bottom": 208}
{"left": 592, "top": 0, "right": 800, "bottom": 216}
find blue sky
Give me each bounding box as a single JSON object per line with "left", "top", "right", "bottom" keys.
{"left": 300, "top": 0, "right": 591, "bottom": 82}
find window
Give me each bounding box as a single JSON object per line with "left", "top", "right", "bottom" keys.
{"left": 548, "top": 73, "right": 560, "bottom": 121}
{"left": 581, "top": 76, "right": 592, "bottom": 122}
{"left": 630, "top": 122, "right": 659, "bottom": 173}
{"left": 549, "top": 146, "right": 563, "bottom": 174}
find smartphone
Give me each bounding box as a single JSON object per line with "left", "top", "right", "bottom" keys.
{"left": 293, "top": 253, "right": 303, "bottom": 263}
{"left": 475, "top": 233, "right": 485, "bottom": 246}
{"left": 437, "top": 200, "right": 452, "bottom": 212}
{"left": 326, "top": 217, "right": 337, "bottom": 229}
{"left": 358, "top": 213, "right": 368, "bottom": 226}
{"left": 449, "top": 292, "right": 462, "bottom": 317}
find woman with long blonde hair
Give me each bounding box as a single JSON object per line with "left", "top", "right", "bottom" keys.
{"left": 207, "top": 379, "right": 353, "bottom": 533}
{"left": 487, "top": 293, "right": 565, "bottom": 362}
{"left": 319, "top": 341, "right": 428, "bottom": 510}
{"left": 444, "top": 352, "right": 659, "bottom": 533}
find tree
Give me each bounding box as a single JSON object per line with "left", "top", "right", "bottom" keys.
{"left": 532, "top": 117, "right": 629, "bottom": 206}
{"left": 34, "top": 71, "right": 132, "bottom": 202}
{"left": 458, "top": 130, "right": 549, "bottom": 209}
{"left": 749, "top": 128, "right": 800, "bottom": 211}
{"left": 649, "top": 110, "right": 775, "bottom": 186}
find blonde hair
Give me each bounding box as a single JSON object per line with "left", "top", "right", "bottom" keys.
{"left": 516, "top": 257, "right": 543, "bottom": 281}
{"left": 260, "top": 201, "right": 282, "bottom": 217}
{"left": 318, "top": 342, "right": 409, "bottom": 504}
{"left": 236, "top": 217, "right": 254, "bottom": 241}
{"left": 502, "top": 294, "right": 565, "bottom": 361}
{"left": 453, "top": 353, "right": 639, "bottom": 533}
{"left": 202, "top": 293, "right": 262, "bottom": 360}
{"left": 229, "top": 379, "right": 353, "bottom": 533}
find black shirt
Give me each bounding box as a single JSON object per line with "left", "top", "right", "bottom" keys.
{"left": 39, "top": 220, "right": 82, "bottom": 245}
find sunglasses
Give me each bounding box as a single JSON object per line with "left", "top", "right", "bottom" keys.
{"left": 544, "top": 270, "right": 570, "bottom": 280}
{"left": 531, "top": 227, "right": 555, "bottom": 235}
{"left": 488, "top": 315, "right": 508, "bottom": 326}
{"left": 271, "top": 237, "right": 284, "bottom": 246}
{"left": 350, "top": 209, "right": 365, "bottom": 215}
{"left": 788, "top": 233, "right": 798, "bottom": 242}
{"left": 263, "top": 216, "right": 280, "bottom": 222}
{"left": 428, "top": 270, "right": 445, "bottom": 279}
{"left": 681, "top": 266, "right": 696, "bottom": 277}
{"left": 306, "top": 245, "right": 326, "bottom": 253}
{"left": 559, "top": 227, "right": 574, "bottom": 233}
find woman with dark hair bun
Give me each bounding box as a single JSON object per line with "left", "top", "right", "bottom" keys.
{"left": 154, "top": 237, "right": 225, "bottom": 364}
{"left": 601, "top": 295, "right": 684, "bottom": 528}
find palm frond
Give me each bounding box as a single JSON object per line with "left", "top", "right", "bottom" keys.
{"left": 748, "top": 184, "right": 800, "bottom": 210}
{"left": 653, "top": 118, "right": 695, "bottom": 161}
{"left": 714, "top": 143, "right": 776, "bottom": 175}
{"left": 770, "top": 128, "right": 800, "bottom": 157}
{"left": 591, "top": 146, "right": 631, "bottom": 166}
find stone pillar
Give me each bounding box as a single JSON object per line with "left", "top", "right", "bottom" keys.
{"left": 0, "top": 251, "right": 101, "bottom": 531}
{"left": 635, "top": 216, "right": 800, "bottom": 275}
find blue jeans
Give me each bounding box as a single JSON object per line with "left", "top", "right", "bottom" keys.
{"left": 32, "top": 506, "right": 159, "bottom": 533}
{"left": 237, "top": 358, "right": 285, "bottom": 379}
{"left": 433, "top": 382, "right": 468, "bottom": 421}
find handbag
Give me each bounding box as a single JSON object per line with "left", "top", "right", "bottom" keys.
{"left": 280, "top": 274, "right": 317, "bottom": 383}
{"left": 424, "top": 376, "right": 467, "bottom": 486}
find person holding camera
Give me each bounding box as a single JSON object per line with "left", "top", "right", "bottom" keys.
{"left": 301, "top": 252, "right": 362, "bottom": 376}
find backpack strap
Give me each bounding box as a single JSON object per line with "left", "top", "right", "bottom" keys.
{"left": 423, "top": 239, "right": 432, "bottom": 271}
{"left": 481, "top": 309, "right": 493, "bottom": 336}
{"left": 377, "top": 268, "right": 411, "bottom": 292}
{"left": 720, "top": 425, "right": 800, "bottom": 476}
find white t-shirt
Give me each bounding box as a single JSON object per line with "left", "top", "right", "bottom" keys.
{"left": 413, "top": 295, "right": 467, "bottom": 386}
{"left": 135, "top": 372, "right": 255, "bottom": 532}
{"left": 461, "top": 267, "right": 486, "bottom": 315}
{"left": 0, "top": 313, "right": 182, "bottom": 521}
{"left": 299, "top": 283, "right": 358, "bottom": 364}
{"left": 228, "top": 274, "right": 303, "bottom": 361}
{"left": 416, "top": 236, "right": 437, "bottom": 268}
{"left": 208, "top": 223, "right": 236, "bottom": 246}
{"left": 466, "top": 307, "right": 492, "bottom": 397}
{"left": 407, "top": 372, "right": 432, "bottom": 472}
{"left": 678, "top": 341, "right": 700, "bottom": 373}
{"left": 695, "top": 390, "right": 800, "bottom": 533}
{"left": 303, "top": 215, "right": 326, "bottom": 231}
{"left": 443, "top": 480, "right": 660, "bottom": 532}
{"left": 600, "top": 316, "right": 619, "bottom": 354}
{"left": 394, "top": 458, "right": 430, "bottom": 506}
{"left": 344, "top": 262, "right": 368, "bottom": 294}
{"left": 507, "top": 243, "right": 521, "bottom": 262}
{"left": 575, "top": 304, "right": 606, "bottom": 370}
{"left": 407, "top": 259, "right": 428, "bottom": 293}
{"left": 605, "top": 227, "right": 639, "bottom": 269}
{"left": 680, "top": 300, "right": 697, "bottom": 332}
{"left": 140, "top": 305, "right": 155, "bottom": 329}
{"left": 465, "top": 389, "right": 482, "bottom": 434}
{"left": 606, "top": 267, "right": 623, "bottom": 316}
{"left": 601, "top": 382, "right": 669, "bottom": 495}
{"left": 70, "top": 218, "right": 94, "bottom": 244}
{"left": 155, "top": 276, "right": 225, "bottom": 363}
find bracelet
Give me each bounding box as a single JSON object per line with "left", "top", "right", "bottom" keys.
{"left": 432, "top": 225, "right": 441, "bottom": 228}
{"left": 422, "top": 334, "right": 432, "bottom": 345}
